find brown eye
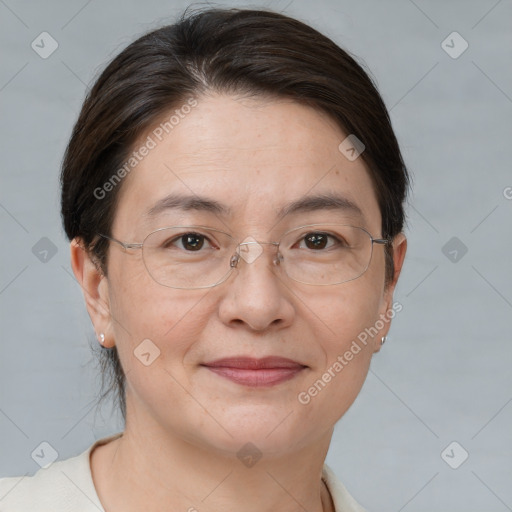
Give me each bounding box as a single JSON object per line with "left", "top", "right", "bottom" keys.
{"left": 180, "top": 233, "right": 205, "bottom": 251}
{"left": 162, "top": 233, "right": 208, "bottom": 251}
{"left": 304, "top": 233, "right": 329, "bottom": 250}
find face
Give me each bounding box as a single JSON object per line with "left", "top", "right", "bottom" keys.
{"left": 83, "top": 93, "right": 406, "bottom": 457}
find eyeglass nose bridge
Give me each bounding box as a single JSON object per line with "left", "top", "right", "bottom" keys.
{"left": 229, "top": 239, "right": 282, "bottom": 269}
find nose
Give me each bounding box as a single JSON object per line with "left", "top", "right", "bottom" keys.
{"left": 218, "top": 241, "right": 295, "bottom": 332}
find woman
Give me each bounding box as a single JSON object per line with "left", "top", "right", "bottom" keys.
{"left": 0, "top": 7, "right": 407, "bottom": 511}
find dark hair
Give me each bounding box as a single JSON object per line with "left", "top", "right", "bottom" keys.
{"left": 61, "top": 7, "right": 409, "bottom": 423}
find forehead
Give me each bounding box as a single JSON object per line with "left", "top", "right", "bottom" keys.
{"left": 112, "top": 93, "right": 381, "bottom": 234}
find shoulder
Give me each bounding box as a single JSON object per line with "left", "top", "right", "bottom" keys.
{"left": 0, "top": 455, "right": 100, "bottom": 511}
{"left": 0, "top": 433, "right": 122, "bottom": 512}
{"left": 322, "top": 463, "right": 367, "bottom": 512}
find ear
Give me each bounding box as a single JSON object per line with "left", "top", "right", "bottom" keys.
{"left": 70, "top": 237, "right": 115, "bottom": 348}
{"left": 373, "top": 232, "right": 407, "bottom": 353}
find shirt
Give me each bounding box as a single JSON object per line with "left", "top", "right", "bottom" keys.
{"left": 0, "top": 432, "right": 366, "bottom": 511}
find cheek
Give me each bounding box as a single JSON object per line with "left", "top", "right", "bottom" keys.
{"left": 108, "top": 281, "right": 219, "bottom": 430}
{"left": 295, "top": 278, "right": 384, "bottom": 419}
{"left": 107, "top": 257, "right": 215, "bottom": 372}
{"left": 315, "top": 272, "right": 384, "bottom": 349}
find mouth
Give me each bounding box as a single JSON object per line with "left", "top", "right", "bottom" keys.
{"left": 201, "top": 356, "right": 307, "bottom": 387}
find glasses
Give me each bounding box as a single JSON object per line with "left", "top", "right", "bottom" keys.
{"left": 97, "top": 224, "right": 390, "bottom": 289}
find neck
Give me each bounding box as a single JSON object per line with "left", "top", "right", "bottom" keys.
{"left": 91, "top": 420, "right": 335, "bottom": 512}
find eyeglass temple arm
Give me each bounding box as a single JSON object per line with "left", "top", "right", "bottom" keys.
{"left": 97, "top": 233, "right": 143, "bottom": 251}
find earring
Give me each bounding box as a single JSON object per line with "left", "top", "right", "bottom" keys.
{"left": 380, "top": 336, "right": 387, "bottom": 346}
{"left": 99, "top": 333, "right": 105, "bottom": 344}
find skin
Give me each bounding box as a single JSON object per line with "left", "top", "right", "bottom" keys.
{"left": 71, "top": 92, "right": 407, "bottom": 512}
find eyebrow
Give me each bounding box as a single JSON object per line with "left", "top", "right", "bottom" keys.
{"left": 276, "top": 193, "right": 364, "bottom": 220}
{"left": 145, "top": 193, "right": 230, "bottom": 218}
{"left": 144, "top": 192, "right": 363, "bottom": 220}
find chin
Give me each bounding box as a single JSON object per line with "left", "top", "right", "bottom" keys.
{"left": 188, "top": 403, "right": 317, "bottom": 458}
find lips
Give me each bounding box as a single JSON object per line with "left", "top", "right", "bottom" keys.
{"left": 201, "top": 357, "right": 307, "bottom": 387}
{"left": 204, "top": 356, "right": 305, "bottom": 370}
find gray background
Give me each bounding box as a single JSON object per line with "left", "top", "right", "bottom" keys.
{"left": 1, "top": 0, "right": 511, "bottom": 510}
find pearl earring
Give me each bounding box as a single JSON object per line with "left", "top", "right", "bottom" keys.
{"left": 99, "top": 333, "right": 105, "bottom": 344}
{"left": 380, "top": 336, "right": 387, "bottom": 346}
